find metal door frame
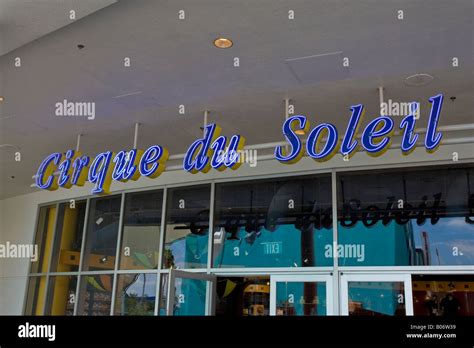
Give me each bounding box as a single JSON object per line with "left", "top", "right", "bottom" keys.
{"left": 270, "top": 274, "right": 334, "bottom": 315}
{"left": 340, "top": 273, "right": 414, "bottom": 315}
{"left": 166, "top": 269, "right": 216, "bottom": 316}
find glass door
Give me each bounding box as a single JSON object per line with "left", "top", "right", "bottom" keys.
{"left": 270, "top": 275, "right": 334, "bottom": 315}
{"left": 340, "top": 273, "right": 413, "bottom": 316}
{"left": 164, "top": 269, "right": 216, "bottom": 316}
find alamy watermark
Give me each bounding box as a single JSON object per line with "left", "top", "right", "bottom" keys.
{"left": 380, "top": 99, "right": 420, "bottom": 119}
{"left": 324, "top": 243, "right": 365, "bottom": 262}
{"left": 55, "top": 99, "right": 95, "bottom": 120}
{"left": 0, "top": 242, "right": 38, "bottom": 262}
{"left": 216, "top": 148, "right": 258, "bottom": 168}
{"left": 18, "top": 323, "right": 55, "bottom": 341}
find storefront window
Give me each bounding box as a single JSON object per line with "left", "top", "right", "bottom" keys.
{"left": 212, "top": 176, "right": 333, "bottom": 268}
{"left": 30, "top": 205, "right": 57, "bottom": 274}
{"left": 119, "top": 191, "right": 163, "bottom": 270}
{"left": 275, "top": 281, "right": 327, "bottom": 316}
{"left": 24, "top": 276, "right": 47, "bottom": 315}
{"left": 45, "top": 275, "right": 77, "bottom": 315}
{"left": 25, "top": 205, "right": 58, "bottom": 315}
{"left": 114, "top": 273, "right": 157, "bottom": 315}
{"left": 347, "top": 282, "right": 406, "bottom": 316}
{"left": 24, "top": 165, "right": 474, "bottom": 317}
{"left": 169, "top": 278, "right": 207, "bottom": 315}
{"left": 215, "top": 277, "right": 270, "bottom": 316}
{"left": 163, "top": 185, "right": 211, "bottom": 269}
{"left": 158, "top": 274, "right": 207, "bottom": 315}
{"left": 337, "top": 165, "right": 474, "bottom": 266}
{"left": 412, "top": 275, "right": 474, "bottom": 316}
{"left": 82, "top": 196, "right": 122, "bottom": 271}
{"left": 50, "top": 201, "right": 86, "bottom": 272}
{"left": 77, "top": 274, "right": 114, "bottom": 316}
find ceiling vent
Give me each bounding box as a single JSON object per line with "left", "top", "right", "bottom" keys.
{"left": 404, "top": 73, "right": 434, "bottom": 86}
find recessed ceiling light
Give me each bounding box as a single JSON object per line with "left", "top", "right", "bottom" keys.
{"left": 0, "top": 96, "right": 4, "bottom": 102}
{"left": 213, "top": 37, "right": 233, "bottom": 49}
{"left": 404, "top": 73, "right": 434, "bottom": 86}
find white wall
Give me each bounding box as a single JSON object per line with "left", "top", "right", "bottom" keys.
{"left": 1, "top": 142, "right": 473, "bottom": 314}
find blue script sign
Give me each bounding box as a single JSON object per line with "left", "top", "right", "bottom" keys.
{"left": 35, "top": 94, "right": 444, "bottom": 194}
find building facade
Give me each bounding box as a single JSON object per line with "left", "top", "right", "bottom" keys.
{"left": 0, "top": 0, "right": 473, "bottom": 318}
{"left": 3, "top": 144, "right": 473, "bottom": 316}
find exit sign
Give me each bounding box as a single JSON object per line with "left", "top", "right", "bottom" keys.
{"left": 262, "top": 242, "right": 282, "bottom": 255}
